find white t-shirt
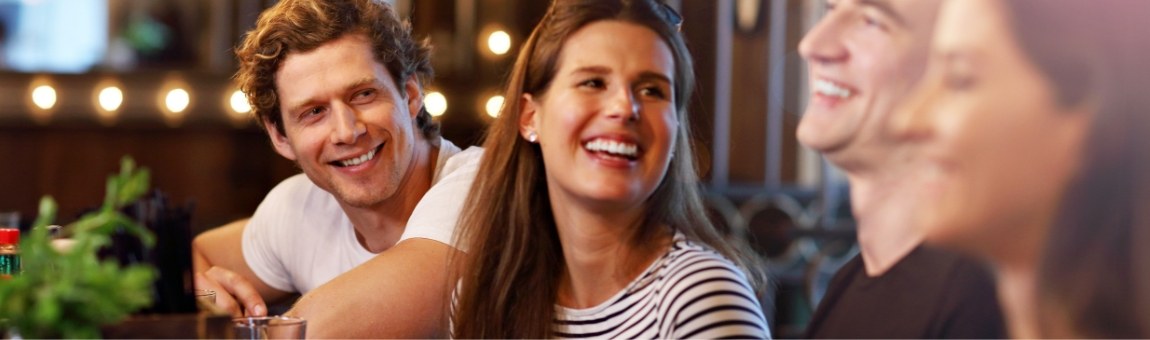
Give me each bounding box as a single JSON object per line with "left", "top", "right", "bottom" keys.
{"left": 242, "top": 138, "right": 482, "bottom": 293}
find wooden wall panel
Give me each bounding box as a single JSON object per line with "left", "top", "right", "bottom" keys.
{"left": 0, "top": 126, "right": 297, "bottom": 234}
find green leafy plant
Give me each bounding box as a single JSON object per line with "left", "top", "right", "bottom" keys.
{"left": 0, "top": 157, "right": 158, "bottom": 338}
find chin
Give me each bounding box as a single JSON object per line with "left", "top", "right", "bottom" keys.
{"left": 579, "top": 190, "right": 647, "bottom": 211}
{"left": 334, "top": 186, "right": 394, "bottom": 208}
{"left": 798, "top": 116, "right": 848, "bottom": 149}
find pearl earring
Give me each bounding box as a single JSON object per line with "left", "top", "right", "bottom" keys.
{"left": 527, "top": 131, "right": 538, "bottom": 143}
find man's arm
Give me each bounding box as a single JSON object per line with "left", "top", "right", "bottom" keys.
{"left": 192, "top": 218, "right": 293, "bottom": 317}
{"left": 287, "top": 238, "right": 459, "bottom": 338}
{"left": 289, "top": 147, "right": 482, "bottom": 337}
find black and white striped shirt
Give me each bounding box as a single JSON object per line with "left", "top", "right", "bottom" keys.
{"left": 553, "top": 237, "right": 771, "bottom": 339}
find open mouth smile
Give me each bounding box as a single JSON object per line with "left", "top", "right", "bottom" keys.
{"left": 583, "top": 138, "right": 640, "bottom": 161}
{"left": 813, "top": 78, "right": 855, "bottom": 99}
{"left": 331, "top": 143, "right": 384, "bottom": 167}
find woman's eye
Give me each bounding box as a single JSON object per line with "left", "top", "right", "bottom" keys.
{"left": 944, "top": 73, "right": 977, "bottom": 91}
{"left": 639, "top": 86, "right": 668, "bottom": 100}
{"left": 942, "top": 58, "right": 977, "bottom": 91}
{"left": 578, "top": 79, "right": 605, "bottom": 89}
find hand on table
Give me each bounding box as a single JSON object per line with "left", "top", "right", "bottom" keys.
{"left": 195, "top": 266, "right": 268, "bottom": 318}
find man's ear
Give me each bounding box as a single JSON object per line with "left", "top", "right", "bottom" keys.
{"left": 404, "top": 76, "right": 423, "bottom": 120}
{"left": 264, "top": 119, "right": 298, "bottom": 161}
{"left": 519, "top": 93, "right": 540, "bottom": 140}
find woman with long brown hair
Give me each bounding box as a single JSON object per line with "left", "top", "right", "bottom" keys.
{"left": 450, "top": 0, "right": 770, "bottom": 338}
{"left": 892, "top": 0, "right": 1150, "bottom": 337}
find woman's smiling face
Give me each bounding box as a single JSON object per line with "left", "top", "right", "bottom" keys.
{"left": 891, "top": 0, "right": 1092, "bottom": 260}
{"left": 521, "top": 20, "right": 679, "bottom": 214}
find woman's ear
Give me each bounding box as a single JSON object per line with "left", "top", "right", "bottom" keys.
{"left": 520, "top": 93, "right": 540, "bottom": 142}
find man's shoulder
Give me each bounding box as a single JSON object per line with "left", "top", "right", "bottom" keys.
{"left": 445, "top": 146, "right": 484, "bottom": 169}
{"left": 902, "top": 246, "right": 992, "bottom": 283}
{"left": 434, "top": 142, "right": 484, "bottom": 183}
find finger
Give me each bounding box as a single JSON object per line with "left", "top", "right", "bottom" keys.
{"left": 206, "top": 266, "right": 268, "bottom": 317}
{"left": 197, "top": 271, "right": 244, "bottom": 318}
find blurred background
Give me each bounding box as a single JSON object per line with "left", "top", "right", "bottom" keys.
{"left": 0, "top": 0, "right": 855, "bottom": 336}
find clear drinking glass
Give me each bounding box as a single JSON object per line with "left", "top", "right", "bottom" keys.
{"left": 233, "top": 316, "right": 306, "bottom": 339}
{"left": 195, "top": 289, "right": 217, "bottom": 305}
{"left": 0, "top": 211, "right": 18, "bottom": 228}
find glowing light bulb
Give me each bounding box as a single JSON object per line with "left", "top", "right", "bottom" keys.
{"left": 98, "top": 86, "right": 123, "bottom": 112}
{"left": 165, "top": 88, "right": 190, "bottom": 113}
{"left": 487, "top": 31, "right": 512, "bottom": 55}
{"left": 485, "top": 95, "right": 504, "bottom": 118}
{"left": 230, "top": 90, "right": 251, "bottom": 114}
{"left": 425, "top": 91, "right": 447, "bottom": 117}
{"left": 31, "top": 85, "right": 57, "bottom": 110}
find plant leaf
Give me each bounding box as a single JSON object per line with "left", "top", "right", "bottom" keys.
{"left": 32, "top": 196, "right": 57, "bottom": 229}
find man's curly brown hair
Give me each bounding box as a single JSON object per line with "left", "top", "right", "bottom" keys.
{"left": 235, "top": 0, "right": 438, "bottom": 140}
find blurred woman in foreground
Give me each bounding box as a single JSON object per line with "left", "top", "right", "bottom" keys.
{"left": 893, "top": 0, "right": 1150, "bottom": 337}
{"left": 449, "top": 0, "right": 769, "bottom": 338}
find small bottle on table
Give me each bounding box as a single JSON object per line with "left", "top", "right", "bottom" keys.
{"left": 0, "top": 228, "right": 20, "bottom": 279}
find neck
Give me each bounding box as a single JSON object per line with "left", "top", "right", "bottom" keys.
{"left": 996, "top": 263, "right": 1040, "bottom": 339}
{"left": 341, "top": 140, "right": 438, "bottom": 253}
{"left": 849, "top": 172, "right": 922, "bottom": 276}
{"left": 982, "top": 219, "right": 1046, "bottom": 339}
{"left": 551, "top": 198, "right": 669, "bottom": 309}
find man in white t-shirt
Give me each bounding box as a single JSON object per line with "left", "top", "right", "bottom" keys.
{"left": 191, "top": 0, "right": 479, "bottom": 337}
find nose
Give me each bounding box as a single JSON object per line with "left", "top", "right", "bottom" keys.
{"left": 605, "top": 87, "right": 640, "bottom": 122}
{"left": 329, "top": 102, "right": 366, "bottom": 144}
{"left": 889, "top": 75, "right": 939, "bottom": 142}
{"left": 798, "top": 11, "right": 849, "bottom": 66}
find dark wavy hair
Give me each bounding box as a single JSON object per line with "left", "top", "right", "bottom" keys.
{"left": 1002, "top": 0, "right": 1150, "bottom": 337}
{"left": 234, "top": 0, "right": 439, "bottom": 140}
{"left": 449, "top": 0, "right": 766, "bottom": 338}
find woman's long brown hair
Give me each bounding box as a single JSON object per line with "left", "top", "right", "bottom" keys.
{"left": 449, "top": 0, "right": 765, "bottom": 338}
{"left": 1001, "top": 0, "right": 1150, "bottom": 337}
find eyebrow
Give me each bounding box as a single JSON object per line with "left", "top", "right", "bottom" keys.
{"left": 859, "top": 0, "right": 908, "bottom": 27}
{"left": 283, "top": 77, "right": 380, "bottom": 115}
{"left": 569, "top": 66, "right": 673, "bottom": 85}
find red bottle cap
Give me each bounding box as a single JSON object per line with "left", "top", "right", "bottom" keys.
{"left": 0, "top": 228, "right": 18, "bottom": 244}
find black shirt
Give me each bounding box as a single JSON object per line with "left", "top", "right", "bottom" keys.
{"left": 805, "top": 245, "right": 1006, "bottom": 339}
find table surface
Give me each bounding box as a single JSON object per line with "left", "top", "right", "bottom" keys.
{"left": 101, "top": 313, "right": 235, "bottom": 339}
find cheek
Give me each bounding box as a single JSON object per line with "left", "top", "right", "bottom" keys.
{"left": 662, "top": 116, "right": 680, "bottom": 152}
{"left": 645, "top": 111, "right": 679, "bottom": 150}
{"left": 848, "top": 37, "right": 900, "bottom": 79}
{"left": 287, "top": 126, "right": 325, "bottom": 152}
{"left": 541, "top": 103, "right": 592, "bottom": 141}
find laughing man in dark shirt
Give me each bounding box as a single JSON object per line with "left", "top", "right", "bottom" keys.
{"left": 795, "top": 0, "right": 1005, "bottom": 338}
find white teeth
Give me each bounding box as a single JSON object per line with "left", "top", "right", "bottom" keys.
{"left": 583, "top": 139, "right": 638, "bottom": 158}
{"left": 814, "top": 79, "right": 853, "bottom": 98}
{"left": 339, "top": 148, "right": 376, "bottom": 167}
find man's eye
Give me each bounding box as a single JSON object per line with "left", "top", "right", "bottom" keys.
{"left": 862, "top": 16, "right": 887, "bottom": 30}
{"left": 351, "top": 89, "right": 377, "bottom": 103}
{"left": 301, "top": 106, "right": 325, "bottom": 119}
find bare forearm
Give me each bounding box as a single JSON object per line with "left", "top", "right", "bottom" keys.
{"left": 288, "top": 239, "right": 456, "bottom": 338}
{"left": 193, "top": 218, "right": 290, "bottom": 316}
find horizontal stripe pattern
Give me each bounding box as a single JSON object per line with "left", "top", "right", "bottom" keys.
{"left": 554, "top": 237, "right": 771, "bottom": 339}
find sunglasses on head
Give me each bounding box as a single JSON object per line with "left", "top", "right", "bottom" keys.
{"left": 656, "top": 1, "right": 684, "bottom": 31}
